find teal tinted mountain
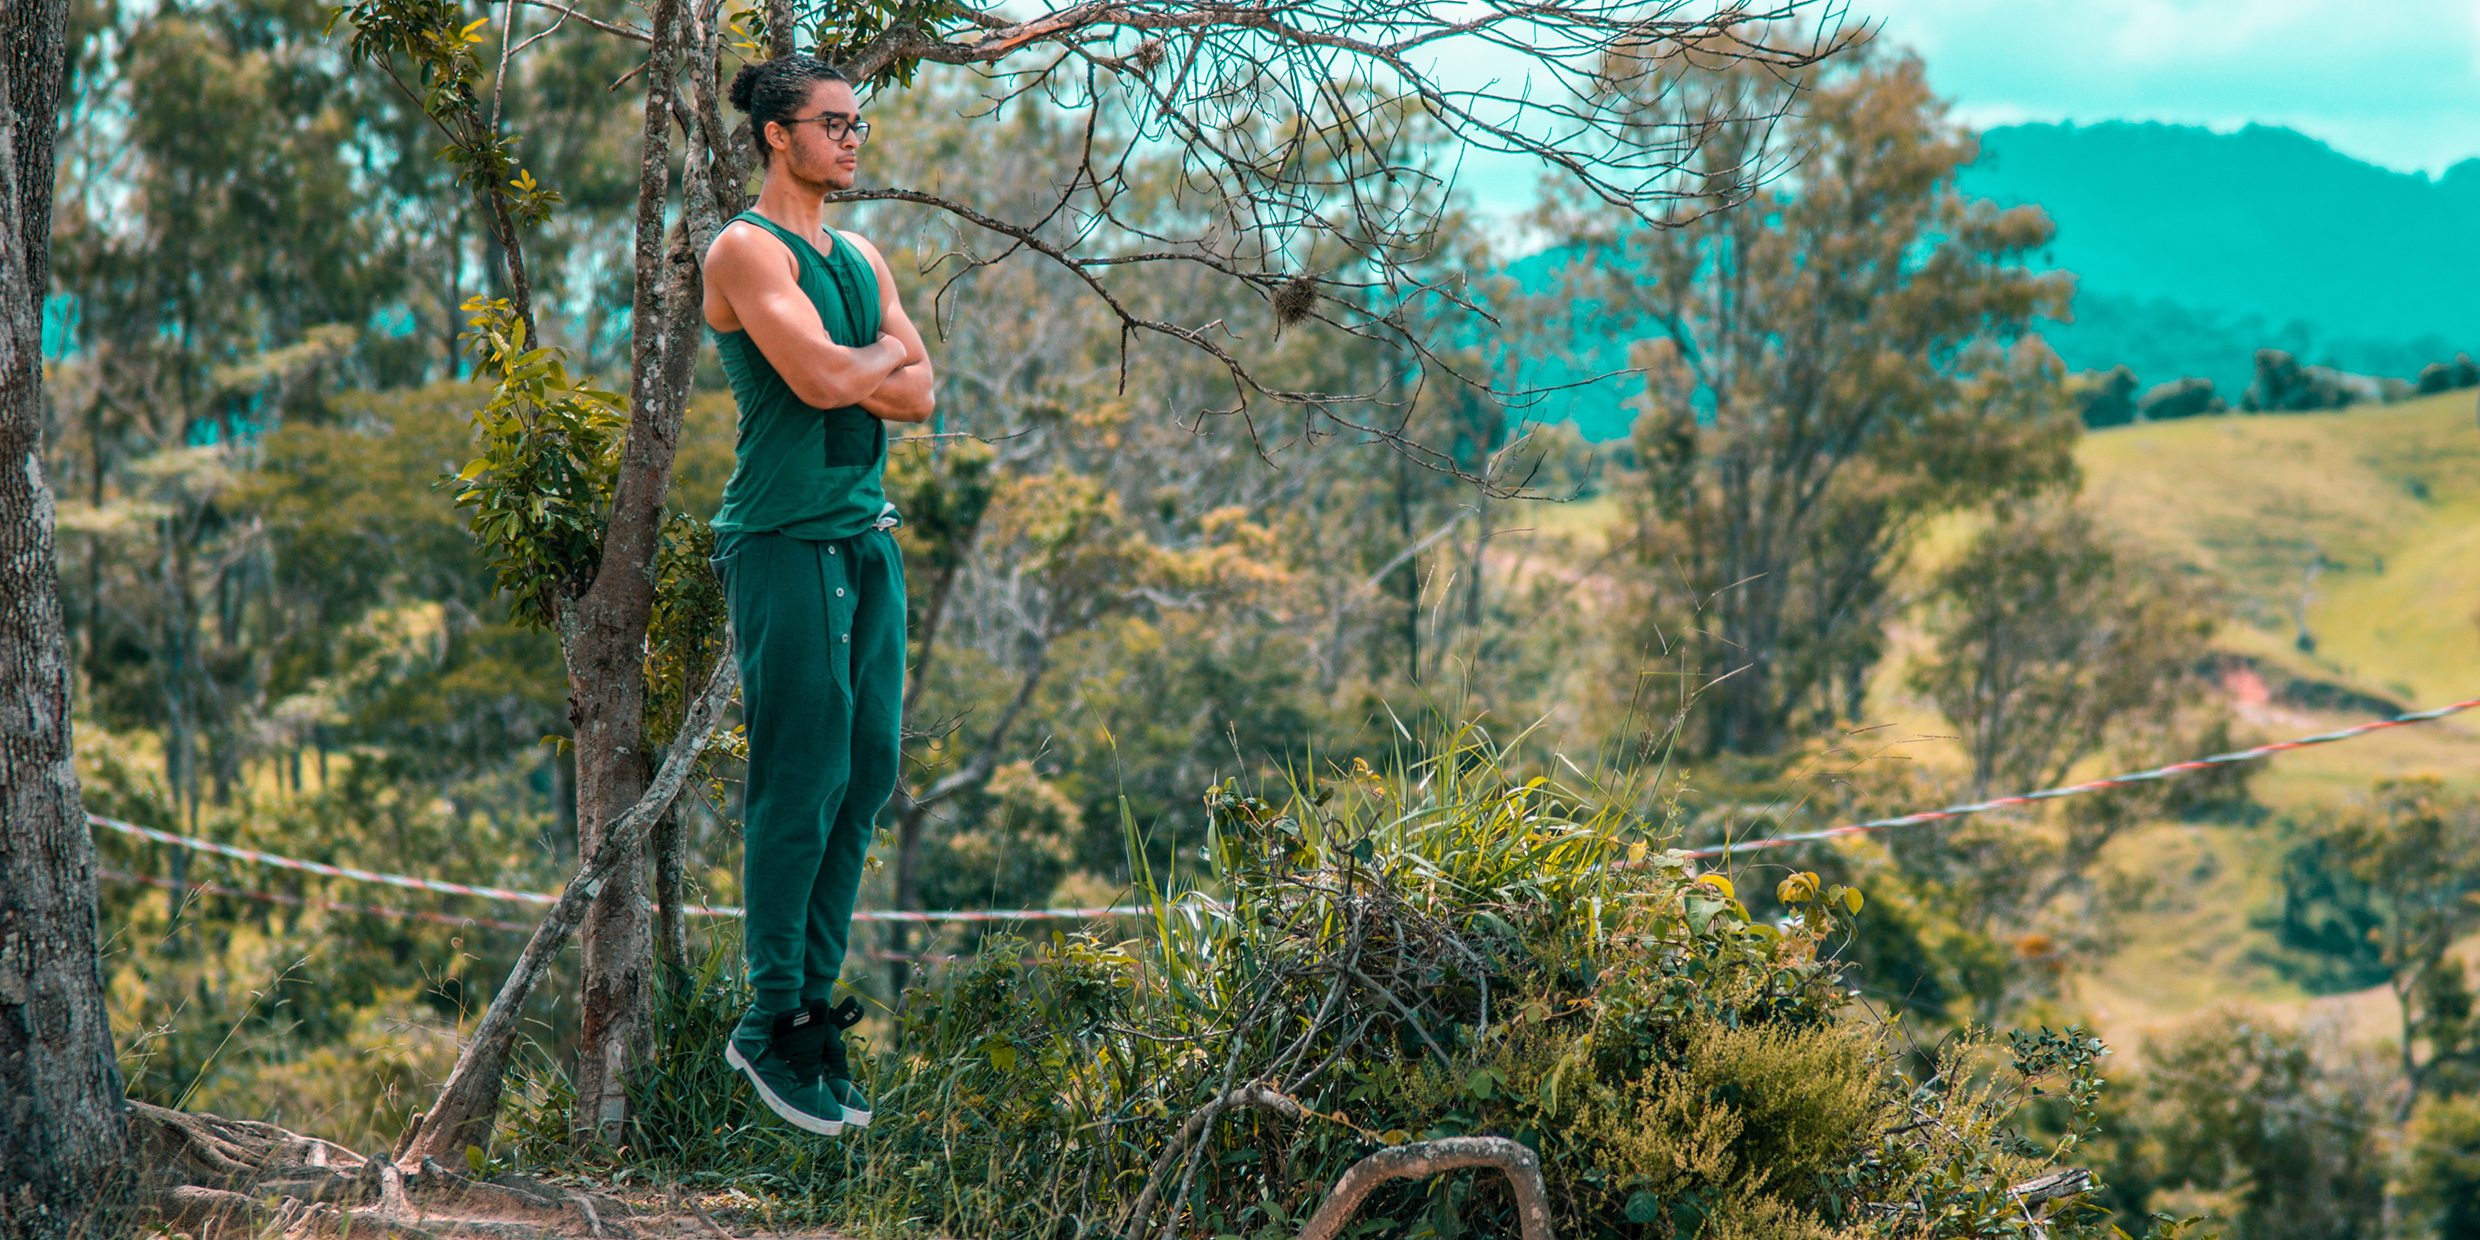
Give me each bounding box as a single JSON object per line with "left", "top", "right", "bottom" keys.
{"left": 1961, "top": 121, "right": 2480, "bottom": 400}
{"left": 1517, "top": 121, "right": 2480, "bottom": 441}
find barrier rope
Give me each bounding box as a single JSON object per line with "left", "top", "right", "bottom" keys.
{"left": 89, "top": 694, "right": 2479, "bottom": 921}
{"left": 97, "top": 867, "right": 538, "bottom": 933}
{"left": 1681, "top": 694, "right": 2480, "bottom": 858}
{"left": 88, "top": 812, "right": 1149, "bottom": 922}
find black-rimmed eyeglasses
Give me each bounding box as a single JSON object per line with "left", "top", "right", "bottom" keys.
{"left": 783, "top": 112, "right": 870, "bottom": 143}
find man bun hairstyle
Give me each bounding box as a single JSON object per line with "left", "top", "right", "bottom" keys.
{"left": 728, "top": 54, "right": 849, "bottom": 165}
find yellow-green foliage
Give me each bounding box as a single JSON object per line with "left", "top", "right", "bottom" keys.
{"left": 1580, "top": 1023, "right": 1881, "bottom": 1233}
{"left": 1423, "top": 1020, "right": 1886, "bottom": 1240}
{"left": 84, "top": 723, "right": 571, "bottom": 1153}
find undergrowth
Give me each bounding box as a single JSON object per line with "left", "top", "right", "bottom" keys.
{"left": 500, "top": 724, "right": 2117, "bottom": 1240}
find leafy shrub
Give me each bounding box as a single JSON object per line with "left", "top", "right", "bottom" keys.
{"left": 2414, "top": 353, "right": 2479, "bottom": 395}
{"left": 514, "top": 726, "right": 2114, "bottom": 1239}
{"left": 2240, "top": 350, "right": 2366, "bottom": 413}
{"left": 2073, "top": 367, "right": 2140, "bottom": 428}
{"left": 2403, "top": 1094, "right": 2480, "bottom": 1240}
{"left": 84, "top": 724, "right": 566, "bottom": 1153}
{"left": 2257, "top": 832, "right": 2390, "bottom": 993}
{"left": 2136, "top": 378, "right": 2225, "bottom": 421}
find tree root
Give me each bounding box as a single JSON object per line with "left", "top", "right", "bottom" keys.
{"left": 1296, "top": 1137, "right": 1556, "bottom": 1240}
{"left": 127, "top": 1100, "right": 644, "bottom": 1237}
{"left": 131, "top": 1099, "right": 366, "bottom": 1189}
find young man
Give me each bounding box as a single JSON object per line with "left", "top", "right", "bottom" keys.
{"left": 703, "top": 53, "right": 933, "bottom": 1136}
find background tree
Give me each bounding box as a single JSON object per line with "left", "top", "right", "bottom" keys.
{"left": 2401, "top": 1094, "right": 2480, "bottom": 1240}
{"left": 2136, "top": 376, "right": 2226, "bottom": 420}
{"left": 1909, "top": 502, "right": 2218, "bottom": 802}
{"left": 1551, "top": 42, "right": 2080, "bottom": 756}
{"left": 2089, "top": 1011, "right": 2386, "bottom": 1240}
{"left": 0, "top": 0, "right": 131, "bottom": 1230}
{"left": 2072, "top": 365, "right": 2138, "bottom": 428}
{"left": 1875, "top": 500, "right": 2230, "bottom": 1018}
{"left": 2240, "top": 348, "right": 2362, "bottom": 412}
{"left": 2414, "top": 352, "right": 2478, "bottom": 395}
{"left": 2312, "top": 778, "right": 2480, "bottom": 1121}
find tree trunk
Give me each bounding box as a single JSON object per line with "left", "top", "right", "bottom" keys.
{"left": 564, "top": 0, "right": 697, "bottom": 1145}
{"left": 651, "top": 798, "right": 691, "bottom": 976}
{"left": 0, "top": 2, "right": 135, "bottom": 1233}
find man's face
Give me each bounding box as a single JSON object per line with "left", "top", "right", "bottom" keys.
{"left": 767, "top": 79, "right": 864, "bottom": 192}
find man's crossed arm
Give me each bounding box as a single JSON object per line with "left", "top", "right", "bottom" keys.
{"left": 702, "top": 223, "right": 936, "bottom": 424}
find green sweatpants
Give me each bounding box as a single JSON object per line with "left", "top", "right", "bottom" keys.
{"left": 712, "top": 527, "right": 906, "bottom": 1013}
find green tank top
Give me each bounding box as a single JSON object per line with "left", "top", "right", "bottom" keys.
{"left": 710, "top": 211, "right": 889, "bottom": 540}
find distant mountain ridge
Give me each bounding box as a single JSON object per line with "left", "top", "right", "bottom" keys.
{"left": 1962, "top": 121, "right": 2480, "bottom": 399}
{"left": 1520, "top": 121, "right": 2480, "bottom": 441}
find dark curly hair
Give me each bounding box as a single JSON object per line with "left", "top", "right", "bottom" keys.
{"left": 728, "top": 54, "right": 850, "bottom": 166}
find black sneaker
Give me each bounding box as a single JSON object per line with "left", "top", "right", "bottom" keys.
{"left": 723, "top": 1002, "right": 843, "bottom": 1135}
{"left": 819, "top": 997, "right": 873, "bottom": 1128}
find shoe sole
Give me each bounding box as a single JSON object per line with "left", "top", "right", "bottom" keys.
{"left": 724, "top": 1042, "right": 843, "bottom": 1136}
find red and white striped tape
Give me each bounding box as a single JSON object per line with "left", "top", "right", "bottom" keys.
{"left": 90, "top": 694, "right": 2478, "bottom": 922}
{"left": 1680, "top": 695, "right": 2480, "bottom": 858}
{"left": 90, "top": 817, "right": 563, "bottom": 905}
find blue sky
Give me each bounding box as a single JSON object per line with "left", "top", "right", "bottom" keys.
{"left": 1855, "top": 0, "right": 2480, "bottom": 176}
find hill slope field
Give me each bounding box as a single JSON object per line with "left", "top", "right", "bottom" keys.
{"left": 2081, "top": 388, "right": 2480, "bottom": 713}
{"left": 1500, "top": 393, "right": 2480, "bottom": 1041}
{"left": 2069, "top": 391, "right": 2480, "bottom": 1043}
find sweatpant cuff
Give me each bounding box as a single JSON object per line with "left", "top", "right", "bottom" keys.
{"left": 756, "top": 988, "right": 803, "bottom": 1016}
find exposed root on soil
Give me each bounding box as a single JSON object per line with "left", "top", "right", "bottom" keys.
{"left": 128, "top": 1101, "right": 666, "bottom": 1238}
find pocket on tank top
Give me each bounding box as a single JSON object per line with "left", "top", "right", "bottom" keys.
{"left": 820, "top": 408, "right": 884, "bottom": 467}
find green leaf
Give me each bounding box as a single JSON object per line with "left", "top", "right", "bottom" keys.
{"left": 1670, "top": 1194, "right": 1707, "bottom": 1238}
{"left": 464, "top": 1144, "right": 488, "bottom": 1176}
{"left": 1624, "top": 1190, "right": 1663, "bottom": 1224}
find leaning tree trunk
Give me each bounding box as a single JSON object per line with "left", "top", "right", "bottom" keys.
{"left": 0, "top": 2, "right": 134, "bottom": 1235}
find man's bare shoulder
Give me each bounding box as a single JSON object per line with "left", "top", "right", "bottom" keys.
{"left": 706, "top": 218, "right": 796, "bottom": 276}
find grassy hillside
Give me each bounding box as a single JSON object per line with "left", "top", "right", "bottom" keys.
{"left": 1500, "top": 395, "right": 2480, "bottom": 1043}
{"left": 2081, "top": 389, "right": 2480, "bottom": 713}
{"left": 2070, "top": 392, "right": 2480, "bottom": 1044}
